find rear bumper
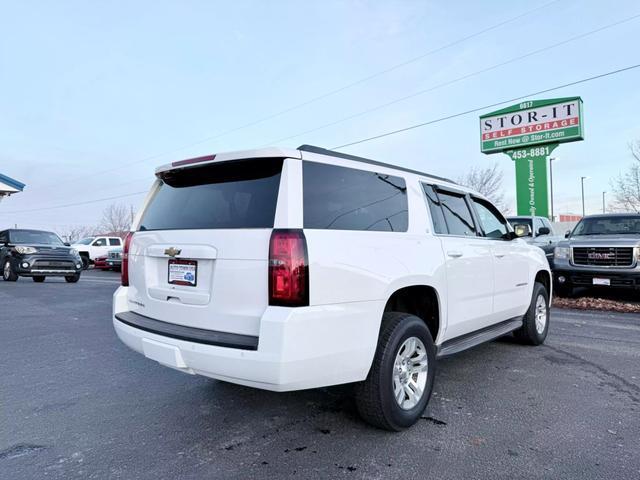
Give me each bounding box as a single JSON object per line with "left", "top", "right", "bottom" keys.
{"left": 113, "top": 286, "right": 382, "bottom": 391}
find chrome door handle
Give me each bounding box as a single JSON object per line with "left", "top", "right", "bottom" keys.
{"left": 447, "top": 251, "right": 463, "bottom": 258}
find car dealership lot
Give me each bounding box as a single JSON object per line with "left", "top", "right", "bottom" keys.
{"left": 1, "top": 272, "right": 639, "bottom": 480}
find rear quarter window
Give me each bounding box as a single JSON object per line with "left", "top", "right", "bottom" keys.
{"left": 139, "top": 158, "right": 283, "bottom": 231}
{"left": 303, "top": 161, "right": 408, "bottom": 232}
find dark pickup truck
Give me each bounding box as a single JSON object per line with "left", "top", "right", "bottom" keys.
{"left": 552, "top": 213, "right": 640, "bottom": 296}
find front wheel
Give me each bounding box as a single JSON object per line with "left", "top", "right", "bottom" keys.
{"left": 32, "top": 276, "right": 46, "bottom": 282}
{"left": 65, "top": 273, "right": 81, "bottom": 283}
{"left": 81, "top": 256, "right": 90, "bottom": 270}
{"left": 514, "top": 281, "right": 550, "bottom": 345}
{"left": 354, "top": 312, "right": 436, "bottom": 431}
{"left": 3, "top": 259, "right": 18, "bottom": 281}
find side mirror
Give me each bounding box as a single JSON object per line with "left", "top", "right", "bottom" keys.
{"left": 565, "top": 230, "right": 571, "bottom": 238}
{"left": 538, "top": 227, "right": 551, "bottom": 236}
{"left": 514, "top": 224, "right": 532, "bottom": 238}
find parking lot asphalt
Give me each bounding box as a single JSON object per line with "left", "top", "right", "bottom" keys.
{"left": 1, "top": 271, "right": 639, "bottom": 480}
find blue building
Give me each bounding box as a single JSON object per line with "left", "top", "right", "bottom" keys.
{"left": 0, "top": 173, "right": 25, "bottom": 200}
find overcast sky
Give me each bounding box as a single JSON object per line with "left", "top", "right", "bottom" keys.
{"left": 1, "top": 0, "right": 640, "bottom": 231}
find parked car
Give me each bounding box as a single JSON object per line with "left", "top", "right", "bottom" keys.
{"left": 0, "top": 229, "right": 83, "bottom": 282}
{"left": 506, "top": 215, "right": 563, "bottom": 265}
{"left": 106, "top": 248, "right": 123, "bottom": 271}
{"left": 112, "top": 145, "right": 551, "bottom": 430}
{"left": 553, "top": 213, "right": 640, "bottom": 296}
{"left": 71, "top": 236, "right": 123, "bottom": 269}
{"left": 93, "top": 255, "right": 109, "bottom": 270}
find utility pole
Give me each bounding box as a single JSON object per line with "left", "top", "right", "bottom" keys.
{"left": 580, "top": 176, "right": 588, "bottom": 217}
{"left": 602, "top": 191, "right": 606, "bottom": 214}
{"left": 549, "top": 157, "right": 558, "bottom": 221}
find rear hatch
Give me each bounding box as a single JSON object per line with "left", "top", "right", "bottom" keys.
{"left": 126, "top": 157, "right": 284, "bottom": 337}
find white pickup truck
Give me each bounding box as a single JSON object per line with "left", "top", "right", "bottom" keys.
{"left": 113, "top": 145, "right": 551, "bottom": 430}
{"left": 72, "top": 236, "right": 123, "bottom": 269}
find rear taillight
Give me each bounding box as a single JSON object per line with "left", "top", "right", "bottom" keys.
{"left": 269, "top": 229, "right": 309, "bottom": 307}
{"left": 121, "top": 232, "right": 134, "bottom": 287}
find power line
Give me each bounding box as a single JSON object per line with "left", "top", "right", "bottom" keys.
{"left": 333, "top": 63, "right": 640, "bottom": 149}
{"left": 5, "top": 63, "right": 639, "bottom": 215}
{"left": 264, "top": 12, "right": 640, "bottom": 146}
{"left": 28, "top": 0, "right": 563, "bottom": 192}
{"left": 2, "top": 191, "right": 147, "bottom": 215}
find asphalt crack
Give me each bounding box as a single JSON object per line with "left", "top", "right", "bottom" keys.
{"left": 543, "top": 344, "right": 640, "bottom": 404}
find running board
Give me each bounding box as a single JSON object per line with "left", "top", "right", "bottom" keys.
{"left": 437, "top": 317, "right": 523, "bottom": 358}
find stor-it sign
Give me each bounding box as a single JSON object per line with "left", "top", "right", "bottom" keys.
{"left": 480, "top": 97, "right": 583, "bottom": 154}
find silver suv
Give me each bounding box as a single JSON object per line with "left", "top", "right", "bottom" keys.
{"left": 553, "top": 213, "right": 640, "bottom": 296}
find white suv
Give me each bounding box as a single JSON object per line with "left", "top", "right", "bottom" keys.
{"left": 113, "top": 145, "right": 551, "bottom": 430}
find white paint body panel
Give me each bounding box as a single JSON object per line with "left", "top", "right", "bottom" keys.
{"left": 113, "top": 148, "right": 551, "bottom": 391}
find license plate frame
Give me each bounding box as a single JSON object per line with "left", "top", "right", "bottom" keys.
{"left": 168, "top": 259, "right": 198, "bottom": 287}
{"left": 592, "top": 277, "right": 610, "bottom": 286}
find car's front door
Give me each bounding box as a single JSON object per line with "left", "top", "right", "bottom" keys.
{"left": 423, "top": 185, "right": 494, "bottom": 339}
{"left": 470, "top": 197, "right": 530, "bottom": 319}
{"left": 90, "top": 238, "right": 110, "bottom": 258}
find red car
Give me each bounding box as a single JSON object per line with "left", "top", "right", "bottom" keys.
{"left": 93, "top": 255, "right": 109, "bottom": 270}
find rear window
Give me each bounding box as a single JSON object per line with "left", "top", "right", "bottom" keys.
{"left": 303, "top": 162, "right": 408, "bottom": 232}
{"left": 139, "top": 158, "right": 283, "bottom": 231}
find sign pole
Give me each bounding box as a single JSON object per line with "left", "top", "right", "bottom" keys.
{"left": 506, "top": 144, "right": 558, "bottom": 217}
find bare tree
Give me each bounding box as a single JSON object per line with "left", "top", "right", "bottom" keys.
{"left": 610, "top": 141, "right": 640, "bottom": 213}
{"left": 98, "top": 203, "right": 136, "bottom": 236}
{"left": 457, "top": 163, "right": 510, "bottom": 213}
{"left": 55, "top": 225, "right": 100, "bottom": 243}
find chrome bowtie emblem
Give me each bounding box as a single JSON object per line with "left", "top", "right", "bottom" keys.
{"left": 164, "top": 247, "right": 181, "bottom": 257}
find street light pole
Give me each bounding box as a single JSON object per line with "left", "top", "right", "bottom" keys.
{"left": 602, "top": 191, "right": 606, "bottom": 214}
{"left": 549, "top": 157, "right": 557, "bottom": 221}
{"left": 580, "top": 176, "right": 588, "bottom": 217}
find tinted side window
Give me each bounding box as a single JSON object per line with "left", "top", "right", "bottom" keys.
{"left": 93, "top": 238, "right": 107, "bottom": 247}
{"left": 422, "top": 184, "right": 447, "bottom": 234}
{"left": 0, "top": 232, "right": 7, "bottom": 244}
{"left": 437, "top": 191, "right": 477, "bottom": 236}
{"left": 472, "top": 198, "right": 508, "bottom": 239}
{"left": 109, "top": 238, "right": 121, "bottom": 246}
{"left": 303, "top": 162, "right": 408, "bottom": 232}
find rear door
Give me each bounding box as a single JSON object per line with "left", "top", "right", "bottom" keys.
{"left": 127, "top": 157, "right": 286, "bottom": 337}
{"left": 424, "top": 185, "right": 494, "bottom": 339}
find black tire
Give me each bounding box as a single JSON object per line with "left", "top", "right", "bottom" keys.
{"left": 2, "top": 259, "right": 18, "bottom": 281}
{"left": 354, "top": 312, "right": 436, "bottom": 431}
{"left": 65, "top": 273, "right": 81, "bottom": 283}
{"left": 513, "top": 282, "right": 550, "bottom": 345}
{"left": 32, "top": 276, "right": 46, "bottom": 283}
{"left": 81, "top": 255, "right": 90, "bottom": 270}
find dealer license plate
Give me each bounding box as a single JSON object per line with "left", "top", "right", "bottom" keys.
{"left": 592, "top": 277, "right": 610, "bottom": 286}
{"left": 168, "top": 259, "right": 197, "bottom": 286}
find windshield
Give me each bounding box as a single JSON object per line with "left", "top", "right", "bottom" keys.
{"left": 10, "top": 230, "right": 64, "bottom": 245}
{"left": 571, "top": 216, "right": 640, "bottom": 236}
{"left": 507, "top": 217, "right": 533, "bottom": 236}
{"left": 76, "top": 237, "right": 94, "bottom": 245}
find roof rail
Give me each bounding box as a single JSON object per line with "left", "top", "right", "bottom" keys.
{"left": 297, "top": 145, "right": 457, "bottom": 185}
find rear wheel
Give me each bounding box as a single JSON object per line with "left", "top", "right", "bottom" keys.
{"left": 65, "top": 273, "right": 81, "bottom": 283}
{"left": 514, "top": 281, "right": 549, "bottom": 345}
{"left": 354, "top": 312, "right": 436, "bottom": 431}
{"left": 32, "top": 276, "right": 46, "bottom": 283}
{"left": 3, "top": 259, "right": 18, "bottom": 281}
